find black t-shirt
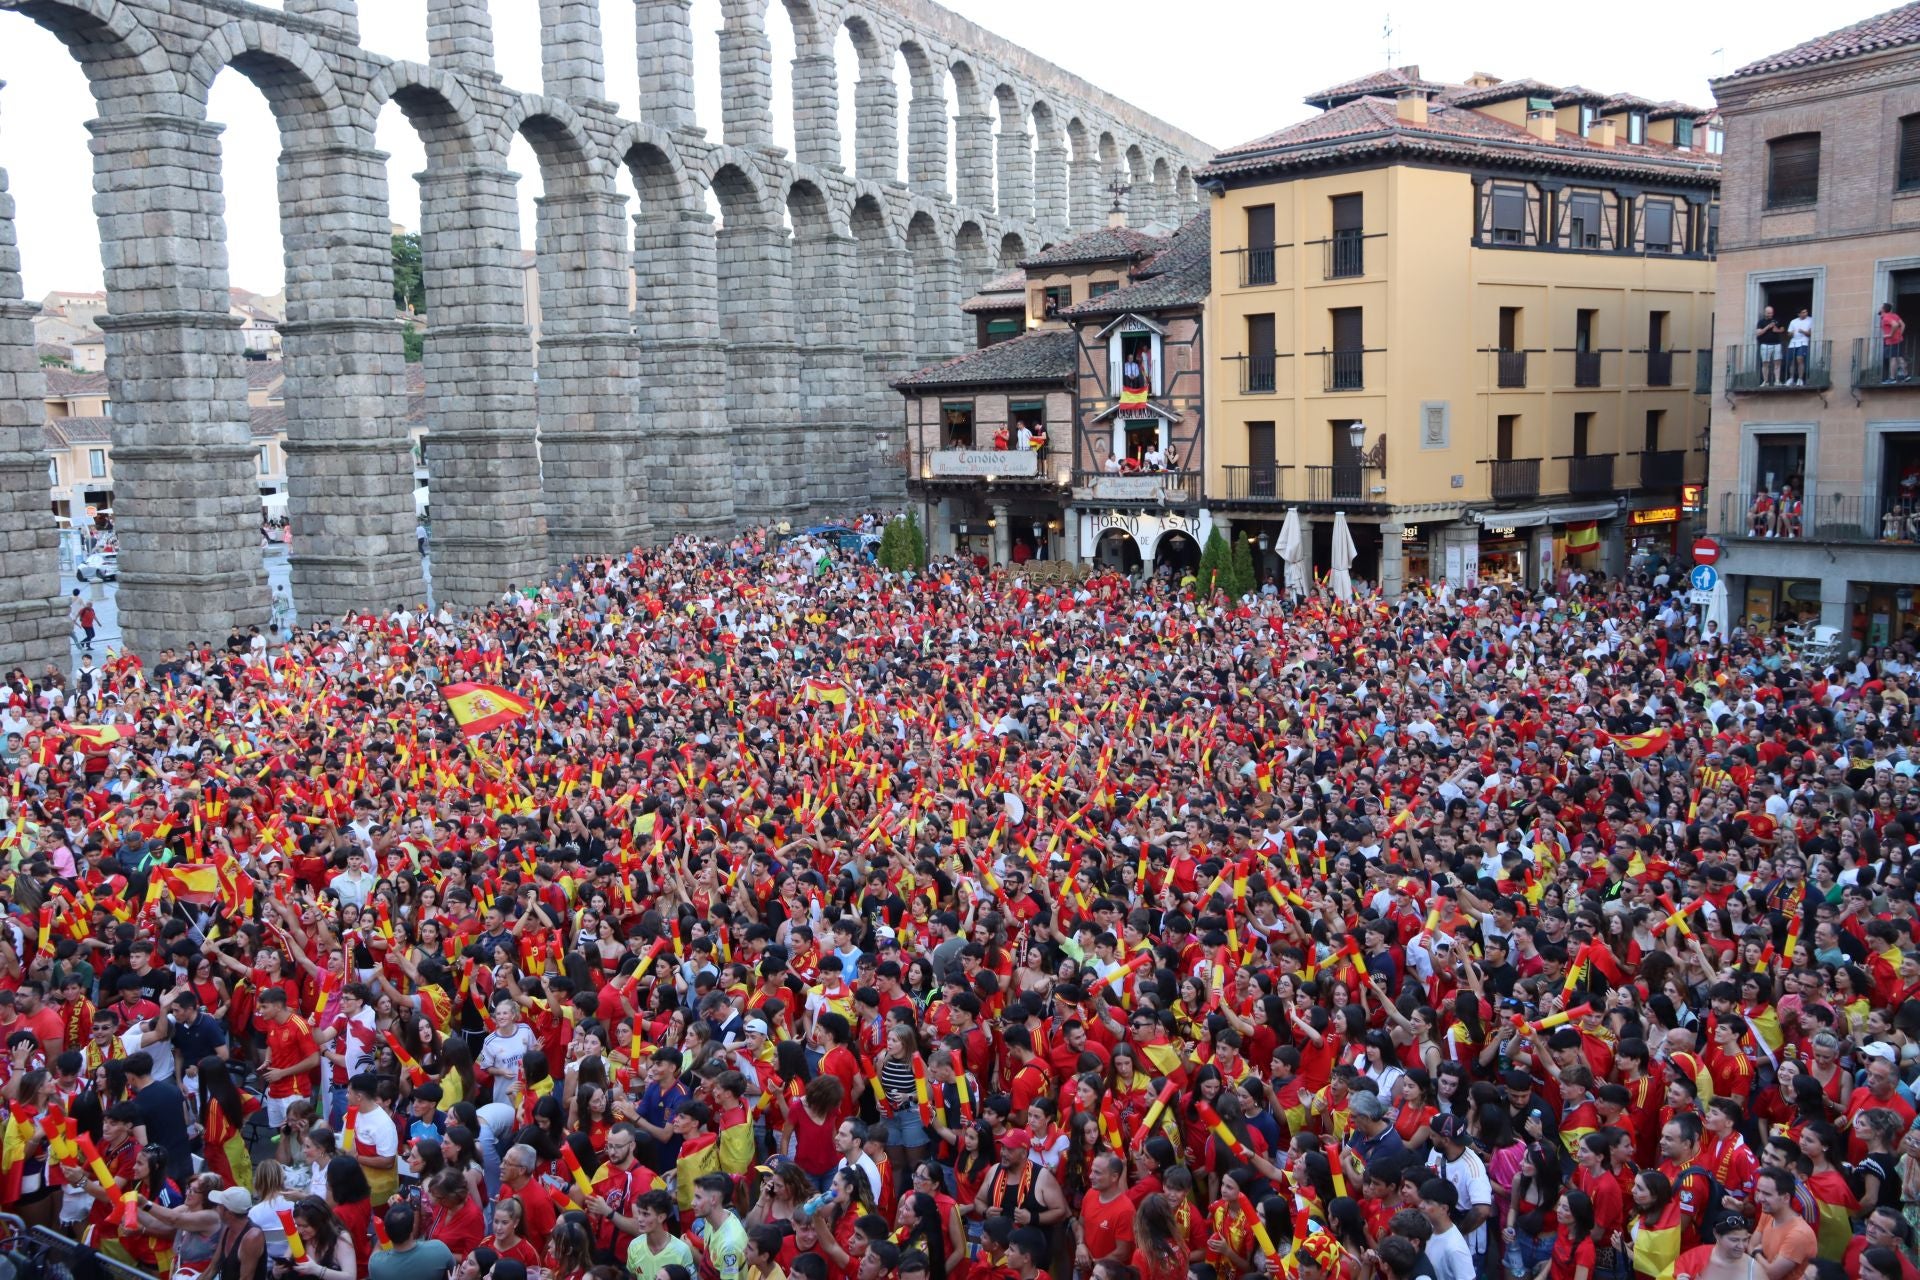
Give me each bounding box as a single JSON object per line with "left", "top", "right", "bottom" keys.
{"left": 134, "top": 1078, "right": 195, "bottom": 1181}
{"left": 1755, "top": 316, "right": 1783, "bottom": 344}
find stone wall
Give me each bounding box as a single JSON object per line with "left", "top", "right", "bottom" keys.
{"left": 0, "top": 0, "right": 1211, "bottom": 661}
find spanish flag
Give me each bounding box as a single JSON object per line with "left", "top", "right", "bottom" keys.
{"left": 67, "top": 725, "right": 125, "bottom": 749}
{"left": 440, "top": 682, "right": 532, "bottom": 737}
{"left": 1137, "top": 1035, "right": 1187, "bottom": 1087}
{"left": 1565, "top": 521, "right": 1600, "bottom": 552}
{"left": 1804, "top": 1169, "right": 1857, "bottom": 1261}
{"left": 158, "top": 863, "right": 221, "bottom": 906}
{"left": 801, "top": 678, "right": 848, "bottom": 706}
{"left": 1604, "top": 728, "right": 1671, "bottom": 759}
{"left": 1632, "top": 1197, "right": 1683, "bottom": 1280}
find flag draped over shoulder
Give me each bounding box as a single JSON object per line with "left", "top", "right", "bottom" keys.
{"left": 440, "top": 682, "right": 532, "bottom": 737}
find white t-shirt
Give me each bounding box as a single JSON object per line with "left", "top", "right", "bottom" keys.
{"left": 348, "top": 1103, "right": 400, "bottom": 1162}
{"left": 1426, "top": 1225, "right": 1477, "bottom": 1280}
{"left": 1787, "top": 316, "right": 1813, "bottom": 348}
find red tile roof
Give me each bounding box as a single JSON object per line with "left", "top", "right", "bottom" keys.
{"left": 43, "top": 370, "right": 109, "bottom": 398}
{"left": 1201, "top": 96, "right": 1720, "bottom": 188}
{"left": 1442, "top": 78, "right": 1560, "bottom": 109}
{"left": 1722, "top": 1, "right": 1920, "bottom": 80}
{"left": 1303, "top": 65, "right": 1445, "bottom": 108}
{"left": 1018, "top": 226, "right": 1165, "bottom": 270}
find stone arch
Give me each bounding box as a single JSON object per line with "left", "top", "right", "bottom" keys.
{"left": 1124, "top": 141, "right": 1148, "bottom": 224}
{"left": 1151, "top": 155, "right": 1172, "bottom": 226}
{"left": 998, "top": 230, "right": 1027, "bottom": 268}
{"left": 1030, "top": 99, "right": 1066, "bottom": 227}
{"left": 183, "top": 21, "right": 351, "bottom": 137}
{"left": 948, "top": 59, "right": 992, "bottom": 209}
{"left": 359, "top": 61, "right": 486, "bottom": 163}
{"left": 955, "top": 219, "right": 993, "bottom": 295}
{"left": 897, "top": 38, "right": 947, "bottom": 196}
{"left": 1098, "top": 128, "right": 1123, "bottom": 215}
{"left": 1067, "top": 116, "right": 1100, "bottom": 230}
{"left": 492, "top": 94, "right": 607, "bottom": 192}
{"left": 702, "top": 150, "right": 782, "bottom": 227}
{"left": 786, "top": 176, "right": 862, "bottom": 515}
{"left": 992, "top": 82, "right": 1032, "bottom": 220}
{"left": 1175, "top": 164, "right": 1194, "bottom": 218}
{"left": 837, "top": 7, "right": 897, "bottom": 182}
{"left": 2, "top": 0, "right": 182, "bottom": 110}
{"left": 906, "top": 208, "right": 959, "bottom": 366}
{"left": 609, "top": 123, "right": 699, "bottom": 213}
{"left": 709, "top": 160, "right": 801, "bottom": 521}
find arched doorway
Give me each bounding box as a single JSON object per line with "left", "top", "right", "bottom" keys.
{"left": 1094, "top": 529, "right": 1141, "bottom": 574}
{"left": 1155, "top": 530, "right": 1201, "bottom": 578}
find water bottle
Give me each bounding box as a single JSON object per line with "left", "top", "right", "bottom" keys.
{"left": 802, "top": 1190, "right": 835, "bottom": 1217}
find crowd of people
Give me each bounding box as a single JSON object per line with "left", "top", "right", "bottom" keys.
{"left": 1, "top": 525, "right": 1919, "bottom": 1280}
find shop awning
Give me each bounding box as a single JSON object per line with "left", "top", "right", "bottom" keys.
{"left": 1472, "top": 501, "right": 1617, "bottom": 530}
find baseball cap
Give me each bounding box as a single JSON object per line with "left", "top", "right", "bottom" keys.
{"left": 1863, "top": 1041, "right": 1898, "bottom": 1063}
{"left": 1433, "top": 1114, "right": 1470, "bottom": 1144}
{"left": 743, "top": 1018, "right": 769, "bottom": 1037}
{"left": 211, "top": 1187, "right": 252, "bottom": 1213}
{"left": 1004, "top": 1127, "right": 1033, "bottom": 1150}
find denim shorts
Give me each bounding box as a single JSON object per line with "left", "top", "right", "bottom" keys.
{"left": 885, "top": 1107, "right": 930, "bottom": 1147}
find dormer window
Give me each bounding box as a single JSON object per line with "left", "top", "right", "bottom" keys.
{"left": 1673, "top": 118, "right": 1694, "bottom": 148}
{"left": 1628, "top": 112, "right": 1646, "bottom": 145}
{"left": 1706, "top": 126, "right": 1725, "bottom": 155}
{"left": 1579, "top": 104, "right": 1598, "bottom": 137}
{"left": 1113, "top": 329, "right": 1160, "bottom": 402}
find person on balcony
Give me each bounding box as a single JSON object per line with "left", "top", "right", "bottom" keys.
{"left": 1027, "top": 424, "right": 1047, "bottom": 454}
{"left": 1882, "top": 304, "right": 1910, "bottom": 383}
{"left": 1754, "top": 307, "right": 1785, "bottom": 386}
{"left": 1748, "top": 491, "right": 1775, "bottom": 537}
{"left": 1774, "top": 485, "right": 1802, "bottom": 538}
{"left": 1785, "top": 308, "right": 1813, "bottom": 386}
{"left": 992, "top": 425, "right": 1010, "bottom": 451}
{"left": 1162, "top": 443, "right": 1180, "bottom": 473}
{"left": 1143, "top": 442, "right": 1166, "bottom": 471}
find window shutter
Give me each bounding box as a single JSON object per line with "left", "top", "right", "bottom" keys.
{"left": 1246, "top": 204, "right": 1275, "bottom": 249}
{"left": 1108, "top": 334, "right": 1123, "bottom": 394}
{"left": 1900, "top": 116, "right": 1920, "bottom": 190}
{"left": 1492, "top": 187, "right": 1527, "bottom": 231}
{"left": 1643, "top": 201, "right": 1673, "bottom": 249}
{"left": 1767, "top": 134, "right": 1820, "bottom": 205}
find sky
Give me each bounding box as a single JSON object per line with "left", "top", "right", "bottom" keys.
{"left": 0, "top": 0, "right": 1897, "bottom": 302}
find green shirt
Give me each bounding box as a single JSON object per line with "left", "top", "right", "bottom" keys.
{"left": 693, "top": 1212, "right": 749, "bottom": 1280}
{"left": 626, "top": 1231, "right": 696, "bottom": 1278}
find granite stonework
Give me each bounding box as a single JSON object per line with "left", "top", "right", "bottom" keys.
{"left": 0, "top": 0, "right": 1209, "bottom": 662}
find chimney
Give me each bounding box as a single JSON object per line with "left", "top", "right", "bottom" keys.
{"left": 1107, "top": 206, "right": 1128, "bottom": 229}
{"left": 1594, "top": 116, "right": 1617, "bottom": 148}
{"left": 1526, "top": 102, "right": 1557, "bottom": 144}
{"left": 1397, "top": 88, "right": 1428, "bottom": 125}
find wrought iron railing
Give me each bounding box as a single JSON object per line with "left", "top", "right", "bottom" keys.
{"left": 1574, "top": 350, "right": 1602, "bottom": 387}
{"left": 1497, "top": 350, "right": 1528, "bottom": 388}
{"left": 1239, "top": 352, "right": 1278, "bottom": 394}
{"left": 1490, "top": 458, "right": 1541, "bottom": 502}
{"left": 1726, "top": 340, "right": 1833, "bottom": 392}
{"left": 1852, "top": 335, "right": 1919, "bottom": 389}
{"left": 1219, "top": 465, "right": 1289, "bottom": 502}
{"left": 1307, "top": 463, "right": 1377, "bottom": 502}
{"left": 1645, "top": 349, "right": 1674, "bottom": 386}
{"left": 1567, "top": 454, "right": 1614, "bottom": 496}
{"left": 1323, "top": 349, "right": 1366, "bottom": 392}
{"left": 1639, "top": 450, "right": 1686, "bottom": 490}
{"left": 1241, "top": 247, "right": 1277, "bottom": 287}
{"left": 1716, "top": 488, "right": 1904, "bottom": 544}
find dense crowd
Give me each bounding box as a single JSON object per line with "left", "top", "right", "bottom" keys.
{"left": 2, "top": 527, "right": 1920, "bottom": 1280}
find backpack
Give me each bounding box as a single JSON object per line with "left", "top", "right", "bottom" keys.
{"left": 1677, "top": 1164, "right": 1728, "bottom": 1241}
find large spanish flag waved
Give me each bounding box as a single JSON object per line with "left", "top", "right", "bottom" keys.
{"left": 157, "top": 863, "right": 222, "bottom": 905}
{"left": 801, "top": 677, "right": 848, "bottom": 706}
{"left": 1603, "top": 727, "right": 1671, "bottom": 759}
{"left": 440, "top": 682, "right": 533, "bottom": 737}
{"left": 67, "top": 725, "right": 126, "bottom": 749}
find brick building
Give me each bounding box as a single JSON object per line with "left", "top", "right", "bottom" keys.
{"left": 1707, "top": 3, "right": 1920, "bottom": 645}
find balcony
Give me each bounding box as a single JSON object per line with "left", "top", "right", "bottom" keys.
{"left": 1717, "top": 488, "right": 1902, "bottom": 544}
{"left": 1490, "top": 457, "right": 1541, "bottom": 502}
{"left": 1852, "top": 336, "right": 1919, "bottom": 390}
{"left": 1237, "top": 352, "right": 1278, "bottom": 394}
{"left": 1639, "top": 449, "right": 1685, "bottom": 490}
{"left": 1307, "top": 463, "right": 1379, "bottom": 502}
{"left": 1219, "top": 464, "right": 1289, "bottom": 503}
{"left": 1574, "top": 351, "right": 1602, "bottom": 388}
{"left": 1726, "top": 341, "right": 1832, "bottom": 393}
{"left": 1695, "top": 349, "right": 1713, "bottom": 394}
{"left": 1567, "top": 454, "right": 1615, "bottom": 496}
{"left": 1496, "top": 350, "right": 1528, "bottom": 389}
{"left": 1240, "top": 247, "right": 1277, "bottom": 287}
{"left": 1325, "top": 230, "right": 1367, "bottom": 279}
{"left": 1071, "top": 469, "right": 1203, "bottom": 504}
{"left": 1645, "top": 349, "right": 1674, "bottom": 387}
{"left": 1322, "top": 349, "right": 1367, "bottom": 392}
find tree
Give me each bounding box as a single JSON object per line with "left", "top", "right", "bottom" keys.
{"left": 1196, "top": 528, "right": 1230, "bottom": 596}
{"left": 391, "top": 233, "right": 426, "bottom": 314}
{"left": 1230, "top": 533, "right": 1257, "bottom": 599}
{"left": 401, "top": 328, "right": 424, "bottom": 364}
{"left": 905, "top": 509, "right": 927, "bottom": 569}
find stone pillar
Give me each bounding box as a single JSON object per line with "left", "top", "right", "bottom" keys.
{"left": 0, "top": 160, "right": 64, "bottom": 669}
{"left": 415, "top": 163, "right": 548, "bottom": 604}
{"left": 954, "top": 112, "right": 995, "bottom": 209}
{"left": 86, "top": 112, "right": 267, "bottom": 656}
{"left": 859, "top": 241, "right": 914, "bottom": 501}
{"left": 1819, "top": 578, "right": 1853, "bottom": 638}
{"left": 534, "top": 190, "right": 649, "bottom": 562}
{"left": 931, "top": 496, "right": 956, "bottom": 558}
{"left": 427, "top": 0, "right": 496, "bottom": 76}
{"left": 1601, "top": 517, "right": 1627, "bottom": 582}
{"left": 793, "top": 230, "right": 867, "bottom": 516}
{"left": 1379, "top": 520, "right": 1405, "bottom": 598}
{"left": 1034, "top": 140, "right": 1068, "bottom": 228}
{"left": 792, "top": 52, "right": 841, "bottom": 169}
{"left": 718, "top": 18, "right": 774, "bottom": 149}
{"left": 633, "top": 208, "right": 736, "bottom": 535}
{"left": 284, "top": 0, "right": 359, "bottom": 42}
{"left": 1062, "top": 505, "right": 1080, "bottom": 562}
{"left": 274, "top": 142, "right": 426, "bottom": 619}
{"left": 718, "top": 222, "right": 804, "bottom": 525}
{"left": 996, "top": 129, "right": 1033, "bottom": 221}
{"left": 636, "top": 0, "right": 699, "bottom": 132}
{"left": 1070, "top": 152, "right": 1102, "bottom": 232}
{"left": 990, "top": 500, "right": 1010, "bottom": 566}
{"left": 914, "top": 250, "right": 962, "bottom": 367}
{"left": 907, "top": 94, "right": 948, "bottom": 196}
{"left": 539, "top": 0, "right": 609, "bottom": 105}
{"left": 855, "top": 73, "right": 899, "bottom": 183}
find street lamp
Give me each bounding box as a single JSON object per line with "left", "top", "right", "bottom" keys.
{"left": 1257, "top": 532, "right": 1270, "bottom": 552}
{"left": 1349, "top": 420, "right": 1366, "bottom": 455}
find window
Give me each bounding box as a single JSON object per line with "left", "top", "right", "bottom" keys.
{"left": 941, "top": 402, "right": 975, "bottom": 448}
{"left": 1900, "top": 115, "right": 1920, "bottom": 192}
{"left": 1329, "top": 307, "right": 1363, "bottom": 390}
{"left": 1245, "top": 204, "right": 1277, "bottom": 285}
{"left": 1573, "top": 412, "right": 1593, "bottom": 457}
{"left": 1648, "top": 310, "right": 1669, "bottom": 352}
{"left": 88, "top": 449, "right": 106, "bottom": 479}
{"left": 1496, "top": 415, "right": 1518, "bottom": 462}
{"left": 1766, "top": 133, "right": 1820, "bottom": 207}
{"left": 1498, "top": 307, "right": 1521, "bottom": 351}
{"left": 1706, "top": 204, "right": 1720, "bottom": 254}
{"left": 1490, "top": 185, "right": 1528, "bottom": 244}
{"left": 1576, "top": 309, "right": 1598, "bottom": 352}
{"left": 1110, "top": 328, "right": 1163, "bottom": 401}
{"left": 1706, "top": 126, "right": 1724, "bottom": 156}
{"left": 1580, "top": 104, "right": 1598, "bottom": 137}
{"left": 1628, "top": 112, "right": 1646, "bottom": 145}
{"left": 1009, "top": 401, "right": 1046, "bottom": 445}
{"left": 1041, "top": 285, "right": 1072, "bottom": 318}
{"left": 258, "top": 445, "right": 272, "bottom": 475}
{"left": 1244, "top": 314, "right": 1276, "bottom": 392}
{"left": 1674, "top": 118, "right": 1695, "bottom": 148}
{"left": 1088, "top": 280, "right": 1119, "bottom": 299}
{"left": 48, "top": 459, "right": 59, "bottom": 486}
{"left": 1121, "top": 418, "right": 1164, "bottom": 464}
{"left": 1644, "top": 409, "right": 1665, "bottom": 452}
{"left": 1331, "top": 194, "right": 1364, "bottom": 278}
{"left": 1246, "top": 422, "right": 1277, "bottom": 497}
{"left": 1643, "top": 200, "right": 1674, "bottom": 252}
{"left": 983, "top": 315, "right": 1021, "bottom": 346}
{"left": 1568, "top": 193, "right": 1603, "bottom": 248}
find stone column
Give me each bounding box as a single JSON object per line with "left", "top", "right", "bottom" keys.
{"left": 415, "top": 163, "right": 548, "bottom": 604}
{"left": 996, "top": 129, "right": 1033, "bottom": 221}
{"left": 274, "top": 142, "right": 426, "bottom": 619}
{"left": 859, "top": 241, "right": 914, "bottom": 502}
{"left": 990, "top": 500, "right": 1010, "bottom": 565}
{"left": 718, "top": 222, "right": 804, "bottom": 525}
{"left": 907, "top": 93, "right": 948, "bottom": 196}
{"left": 633, "top": 208, "right": 735, "bottom": 535}
{"left": 793, "top": 230, "right": 867, "bottom": 516}
{"left": 1819, "top": 578, "right": 1853, "bottom": 639}
{"left": 86, "top": 112, "right": 266, "bottom": 655}
{"left": 1070, "top": 152, "right": 1102, "bottom": 232}
{"left": 718, "top": 17, "right": 774, "bottom": 149}
{"left": 539, "top": 0, "right": 609, "bottom": 105}
{"left": 427, "top": 0, "right": 497, "bottom": 76}
{"left": 855, "top": 73, "right": 899, "bottom": 183}
{"left": 534, "top": 190, "right": 649, "bottom": 562}
{"left": 636, "top": 0, "right": 698, "bottom": 132}
{"left": 1379, "top": 520, "right": 1405, "bottom": 598}
{"left": 1034, "top": 140, "right": 1068, "bottom": 228}
{"left": 792, "top": 52, "right": 841, "bottom": 169}
{"left": 1062, "top": 504, "right": 1080, "bottom": 562}
{"left": 914, "top": 250, "right": 962, "bottom": 367}
{"left": 284, "top": 0, "right": 359, "bottom": 42}
{"left": 1601, "top": 517, "right": 1627, "bottom": 582}
{"left": 953, "top": 112, "right": 995, "bottom": 209}
{"left": 0, "top": 159, "right": 64, "bottom": 669}
{"left": 932, "top": 496, "right": 956, "bottom": 558}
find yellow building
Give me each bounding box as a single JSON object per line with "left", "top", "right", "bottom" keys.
{"left": 1199, "top": 68, "right": 1721, "bottom": 591}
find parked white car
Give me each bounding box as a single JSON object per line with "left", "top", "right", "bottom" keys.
{"left": 75, "top": 550, "right": 118, "bottom": 582}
